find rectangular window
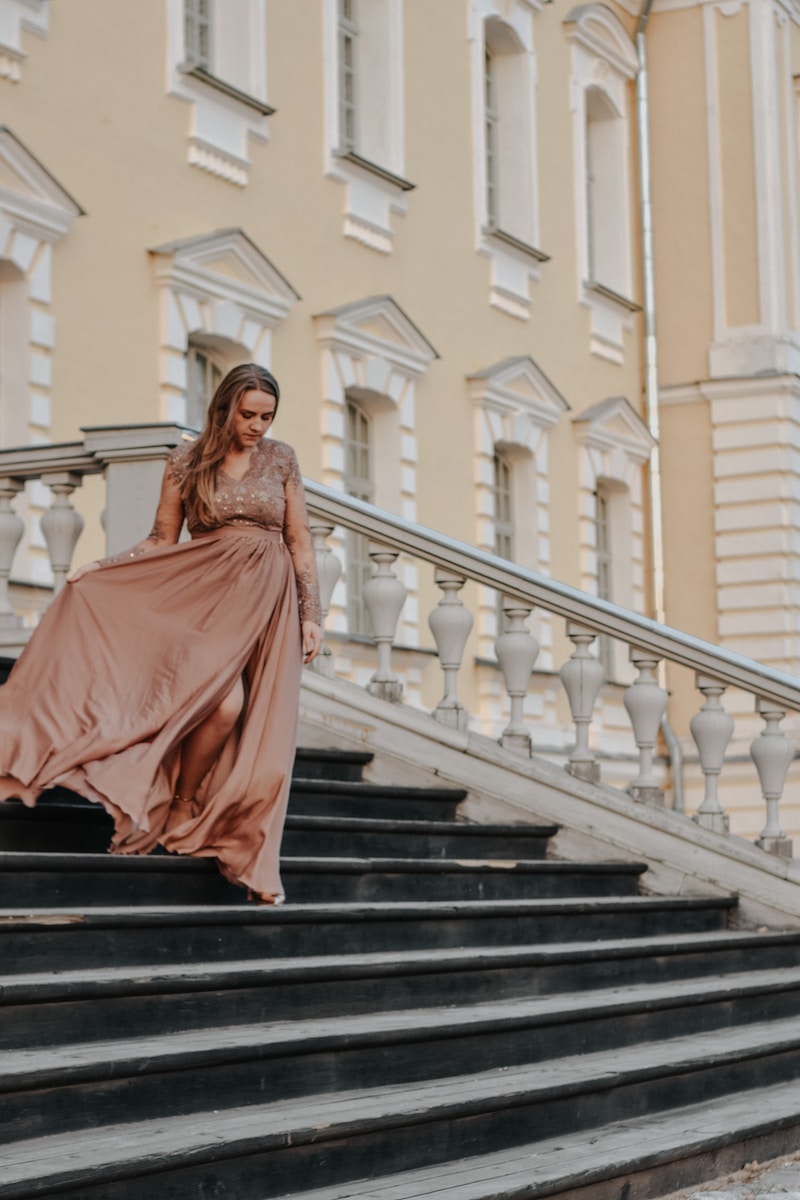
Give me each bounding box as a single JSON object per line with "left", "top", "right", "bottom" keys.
{"left": 338, "top": 0, "right": 358, "bottom": 152}
{"left": 185, "top": 0, "right": 213, "bottom": 71}
{"left": 345, "top": 400, "right": 372, "bottom": 635}
{"left": 485, "top": 48, "right": 499, "bottom": 228}
{"left": 595, "top": 486, "right": 614, "bottom": 675}
{"left": 493, "top": 453, "right": 513, "bottom": 629}
{"left": 186, "top": 346, "right": 222, "bottom": 430}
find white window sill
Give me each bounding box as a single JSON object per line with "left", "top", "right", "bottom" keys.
{"left": 179, "top": 64, "right": 275, "bottom": 116}
{"left": 327, "top": 148, "right": 413, "bottom": 254}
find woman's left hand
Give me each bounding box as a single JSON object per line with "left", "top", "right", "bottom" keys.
{"left": 302, "top": 621, "right": 323, "bottom": 664}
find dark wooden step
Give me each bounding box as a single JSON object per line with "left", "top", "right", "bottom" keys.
{"left": 2, "top": 1021, "right": 799, "bottom": 1199}
{"left": 0, "top": 851, "right": 646, "bottom": 907}
{"left": 4, "top": 930, "right": 800, "bottom": 1051}
{"left": 0, "top": 895, "right": 736, "bottom": 972}
{"left": 4, "top": 970, "right": 800, "bottom": 1144}
{"left": 281, "top": 814, "right": 558, "bottom": 860}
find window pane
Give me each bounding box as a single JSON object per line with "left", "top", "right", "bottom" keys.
{"left": 338, "top": 0, "right": 357, "bottom": 151}
{"left": 185, "top": 347, "right": 221, "bottom": 430}
{"left": 344, "top": 400, "right": 372, "bottom": 634}
{"left": 493, "top": 454, "right": 514, "bottom": 628}
{"left": 185, "top": 0, "right": 212, "bottom": 71}
{"left": 485, "top": 49, "right": 499, "bottom": 226}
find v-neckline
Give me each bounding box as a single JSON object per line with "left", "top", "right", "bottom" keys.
{"left": 220, "top": 444, "right": 261, "bottom": 484}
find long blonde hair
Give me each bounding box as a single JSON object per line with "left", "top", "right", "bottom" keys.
{"left": 182, "top": 363, "right": 280, "bottom": 526}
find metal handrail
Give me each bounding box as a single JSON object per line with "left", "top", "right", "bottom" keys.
{"left": 304, "top": 479, "right": 800, "bottom": 713}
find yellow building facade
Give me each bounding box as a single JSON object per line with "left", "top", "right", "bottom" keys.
{"left": 1, "top": 0, "right": 798, "bottom": 839}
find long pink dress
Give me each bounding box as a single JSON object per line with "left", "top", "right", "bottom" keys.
{"left": 0, "top": 438, "right": 321, "bottom": 902}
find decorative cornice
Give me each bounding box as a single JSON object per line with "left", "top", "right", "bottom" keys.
{"left": 564, "top": 3, "right": 638, "bottom": 78}
{"left": 314, "top": 295, "right": 439, "bottom": 377}
{"left": 149, "top": 228, "right": 299, "bottom": 325}
{"left": 468, "top": 355, "right": 569, "bottom": 429}
{"left": 0, "top": 126, "right": 83, "bottom": 244}
{"left": 573, "top": 395, "right": 656, "bottom": 461}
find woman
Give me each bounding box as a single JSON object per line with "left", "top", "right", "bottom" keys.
{"left": 0, "top": 363, "right": 322, "bottom": 905}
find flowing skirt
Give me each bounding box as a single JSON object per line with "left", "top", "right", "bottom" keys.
{"left": 0, "top": 525, "right": 302, "bottom": 901}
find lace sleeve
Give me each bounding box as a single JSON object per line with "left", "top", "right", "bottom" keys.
{"left": 97, "top": 448, "right": 186, "bottom": 568}
{"left": 282, "top": 446, "right": 322, "bottom": 625}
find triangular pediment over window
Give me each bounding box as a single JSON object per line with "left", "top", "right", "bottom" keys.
{"left": 468, "top": 355, "right": 569, "bottom": 429}
{"left": 314, "top": 295, "right": 439, "bottom": 377}
{"left": 573, "top": 396, "right": 655, "bottom": 462}
{"left": 149, "top": 228, "right": 299, "bottom": 325}
{"left": 564, "top": 4, "right": 638, "bottom": 78}
{"left": 0, "top": 127, "right": 83, "bottom": 243}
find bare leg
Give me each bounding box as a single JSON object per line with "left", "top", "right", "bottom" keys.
{"left": 164, "top": 677, "right": 245, "bottom": 834}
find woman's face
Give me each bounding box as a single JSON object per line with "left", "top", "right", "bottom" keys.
{"left": 232, "top": 388, "right": 277, "bottom": 450}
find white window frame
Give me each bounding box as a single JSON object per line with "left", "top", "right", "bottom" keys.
{"left": 0, "top": 0, "right": 48, "bottom": 83}
{"left": 338, "top": 0, "right": 358, "bottom": 153}
{"left": 469, "top": 355, "right": 568, "bottom": 668}
{"left": 314, "top": 295, "right": 437, "bottom": 648}
{"left": 0, "top": 127, "right": 82, "bottom": 588}
{"left": 149, "top": 228, "right": 298, "bottom": 425}
{"left": 470, "top": 0, "right": 547, "bottom": 321}
{"left": 343, "top": 397, "right": 374, "bottom": 635}
{"left": 573, "top": 396, "right": 655, "bottom": 681}
{"left": 185, "top": 341, "right": 225, "bottom": 430}
{"left": 167, "top": 0, "right": 271, "bottom": 187}
{"left": 184, "top": 0, "right": 213, "bottom": 71}
{"left": 565, "top": 4, "right": 639, "bottom": 363}
{"left": 323, "top": 0, "right": 412, "bottom": 254}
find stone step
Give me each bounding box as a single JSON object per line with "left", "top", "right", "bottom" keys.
{"left": 4, "top": 969, "right": 800, "bottom": 1144}
{"left": 4, "top": 930, "right": 800, "bottom": 1050}
{"left": 267, "top": 1078, "right": 800, "bottom": 1200}
{"left": 0, "top": 779, "right": 470, "bottom": 853}
{"left": 292, "top": 747, "right": 374, "bottom": 783}
{"left": 0, "top": 851, "right": 646, "bottom": 907}
{"left": 287, "top": 779, "right": 467, "bottom": 821}
{"left": 3, "top": 1020, "right": 800, "bottom": 1199}
{"left": 281, "top": 814, "right": 558, "bottom": 860}
{"left": 0, "top": 895, "right": 736, "bottom": 972}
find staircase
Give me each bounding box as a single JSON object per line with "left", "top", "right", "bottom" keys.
{"left": 2, "top": 748, "right": 800, "bottom": 1199}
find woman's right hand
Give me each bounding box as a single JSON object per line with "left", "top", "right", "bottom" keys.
{"left": 67, "top": 561, "right": 101, "bottom": 584}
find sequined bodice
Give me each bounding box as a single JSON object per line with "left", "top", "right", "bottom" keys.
{"left": 167, "top": 439, "right": 300, "bottom": 535}
{"left": 162, "top": 438, "right": 322, "bottom": 624}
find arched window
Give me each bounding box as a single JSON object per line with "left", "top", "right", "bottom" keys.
{"left": 481, "top": 15, "right": 538, "bottom": 247}
{"left": 470, "top": 1, "right": 545, "bottom": 319}
{"left": 344, "top": 399, "right": 373, "bottom": 635}
{"left": 565, "top": 4, "right": 638, "bottom": 361}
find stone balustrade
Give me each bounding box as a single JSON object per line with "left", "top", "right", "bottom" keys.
{"left": 0, "top": 427, "right": 797, "bottom": 860}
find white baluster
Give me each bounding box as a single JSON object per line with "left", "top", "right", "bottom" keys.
{"left": 623, "top": 646, "right": 668, "bottom": 805}
{"left": 560, "top": 622, "right": 605, "bottom": 782}
{"left": 690, "top": 674, "right": 732, "bottom": 835}
{"left": 428, "top": 569, "right": 473, "bottom": 730}
{"left": 362, "top": 545, "right": 406, "bottom": 702}
{"left": 40, "top": 473, "right": 84, "bottom": 595}
{"left": 0, "top": 479, "right": 24, "bottom": 631}
{"left": 495, "top": 598, "right": 538, "bottom": 754}
{"left": 309, "top": 522, "right": 342, "bottom": 677}
{"left": 751, "top": 697, "right": 794, "bottom": 858}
